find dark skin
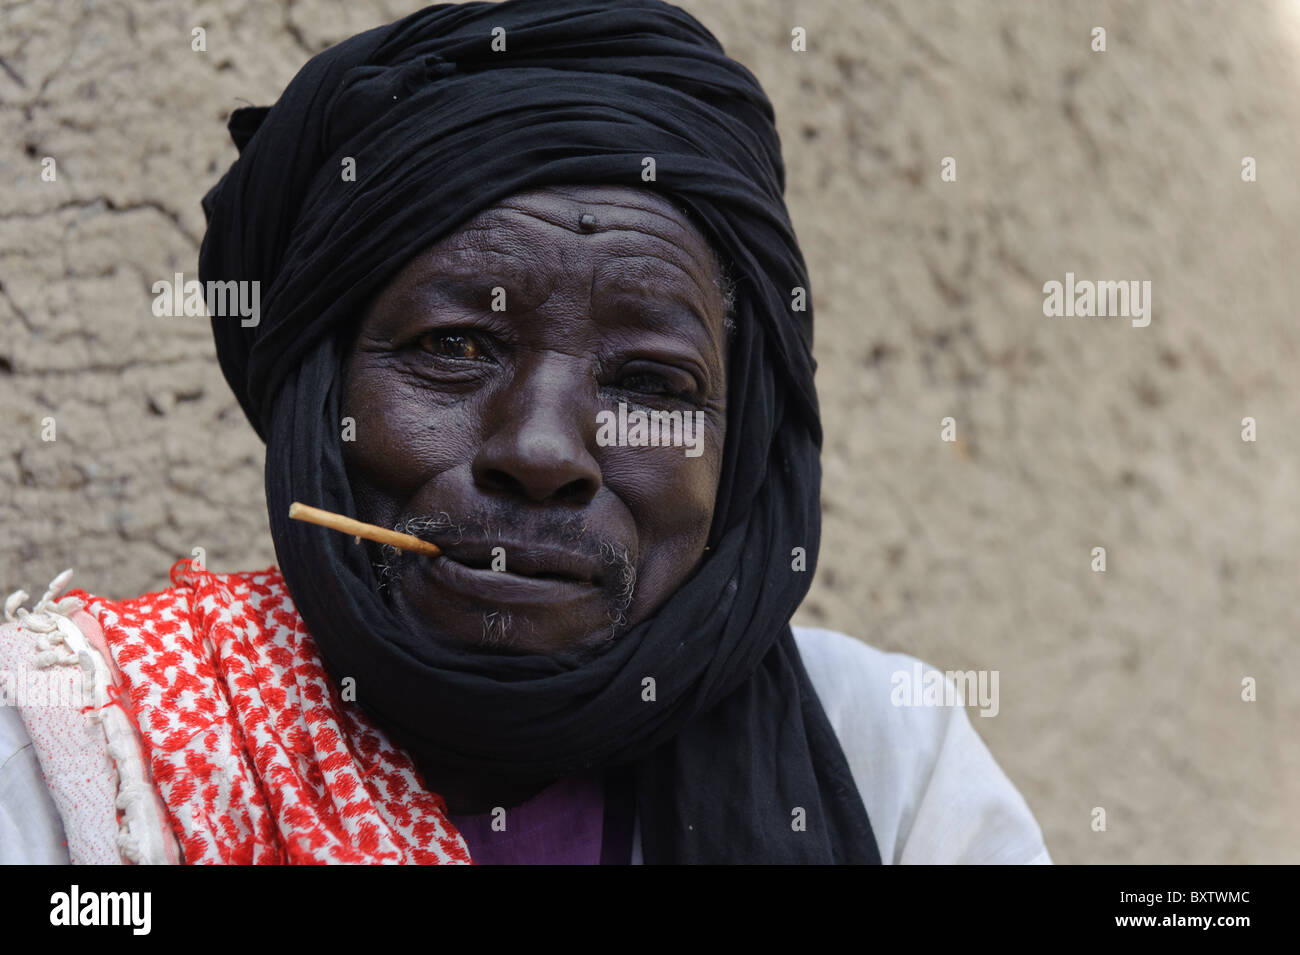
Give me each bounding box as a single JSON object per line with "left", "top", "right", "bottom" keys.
{"left": 340, "top": 184, "right": 730, "bottom": 812}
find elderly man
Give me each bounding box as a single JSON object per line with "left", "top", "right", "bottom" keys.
{"left": 0, "top": 0, "right": 1049, "bottom": 864}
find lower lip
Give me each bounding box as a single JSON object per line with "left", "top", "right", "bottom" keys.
{"left": 416, "top": 554, "right": 599, "bottom": 605}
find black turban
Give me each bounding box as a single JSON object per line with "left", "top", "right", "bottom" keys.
{"left": 199, "top": 0, "right": 879, "bottom": 864}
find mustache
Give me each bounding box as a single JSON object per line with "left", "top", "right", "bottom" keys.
{"left": 373, "top": 507, "right": 638, "bottom": 635}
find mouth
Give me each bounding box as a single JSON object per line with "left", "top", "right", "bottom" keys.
{"left": 375, "top": 516, "right": 639, "bottom": 651}
{"left": 432, "top": 539, "right": 603, "bottom": 585}
{"left": 407, "top": 537, "right": 607, "bottom": 605}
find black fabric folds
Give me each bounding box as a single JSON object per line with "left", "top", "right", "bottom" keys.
{"left": 199, "top": 0, "right": 880, "bottom": 864}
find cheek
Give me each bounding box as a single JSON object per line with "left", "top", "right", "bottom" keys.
{"left": 340, "top": 360, "right": 481, "bottom": 496}
{"left": 603, "top": 421, "right": 725, "bottom": 601}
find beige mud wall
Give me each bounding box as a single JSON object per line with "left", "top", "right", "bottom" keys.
{"left": 2, "top": 0, "right": 1297, "bottom": 863}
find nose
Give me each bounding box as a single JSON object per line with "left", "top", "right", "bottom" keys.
{"left": 471, "top": 360, "right": 602, "bottom": 506}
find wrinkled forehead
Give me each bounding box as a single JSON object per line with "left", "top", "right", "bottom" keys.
{"left": 462, "top": 184, "right": 723, "bottom": 267}
{"left": 357, "top": 183, "right": 737, "bottom": 343}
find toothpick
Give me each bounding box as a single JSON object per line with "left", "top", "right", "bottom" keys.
{"left": 288, "top": 502, "right": 442, "bottom": 556}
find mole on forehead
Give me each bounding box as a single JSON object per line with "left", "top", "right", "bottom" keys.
{"left": 486, "top": 193, "right": 705, "bottom": 243}
{"left": 504, "top": 182, "right": 686, "bottom": 215}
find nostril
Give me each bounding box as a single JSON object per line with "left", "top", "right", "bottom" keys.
{"left": 477, "top": 468, "right": 526, "bottom": 498}
{"left": 478, "top": 467, "right": 557, "bottom": 504}
{"left": 474, "top": 465, "right": 600, "bottom": 505}
{"left": 553, "top": 475, "right": 599, "bottom": 506}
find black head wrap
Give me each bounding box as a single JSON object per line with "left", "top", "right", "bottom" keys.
{"left": 199, "top": 0, "right": 879, "bottom": 864}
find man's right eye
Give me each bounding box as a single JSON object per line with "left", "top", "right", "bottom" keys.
{"left": 417, "top": 331, "right": 489, "bottom": 360}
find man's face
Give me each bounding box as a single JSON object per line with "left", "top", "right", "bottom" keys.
{"left": 340, "top": 184, "right": 729, "bottom": 655}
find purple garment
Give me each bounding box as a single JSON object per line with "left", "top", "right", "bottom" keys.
{"left": 447, "top": 772, "right": 607, "bottom": 865}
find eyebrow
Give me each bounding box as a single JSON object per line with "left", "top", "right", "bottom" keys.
{"left": 593, "top": 282, "right": 718, "bottom": 346}
{"left": 402, "top": 248, "right": 538, "bottom": 306}
{"left": 592, "top": 253, "right": 724, "bottom": 332}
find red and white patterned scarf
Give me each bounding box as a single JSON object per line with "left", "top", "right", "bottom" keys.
{"left": 69, "top": 560, "right": 471, "bottom": 864}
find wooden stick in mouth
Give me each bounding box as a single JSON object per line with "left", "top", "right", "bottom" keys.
{"left": 288, "top": 502, "right": 443, "bottom": 557}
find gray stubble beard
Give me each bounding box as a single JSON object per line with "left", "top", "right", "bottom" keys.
{"left": 374, "top": 511, "right": 637, "bottom": 653}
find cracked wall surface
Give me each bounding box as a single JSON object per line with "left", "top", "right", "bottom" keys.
{"left": 2, "top": 0, "right": 1298, "bottom": 864}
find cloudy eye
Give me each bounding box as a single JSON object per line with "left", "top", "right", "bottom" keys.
{"left": 622, "top": 371, "right": 685, "bottom": 398}
{"left": 419, "top": 331, "right": 487, "bottom": 360}
{"left": 614, "top": 361, "right": 703, "bottom": 406}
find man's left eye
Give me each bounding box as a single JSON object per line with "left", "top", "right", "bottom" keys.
{"left": 418, "top": 332, "right": 488, "bottom": 360}
{"left": 620, "top": 372, "right": 694, "bottom": 400}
